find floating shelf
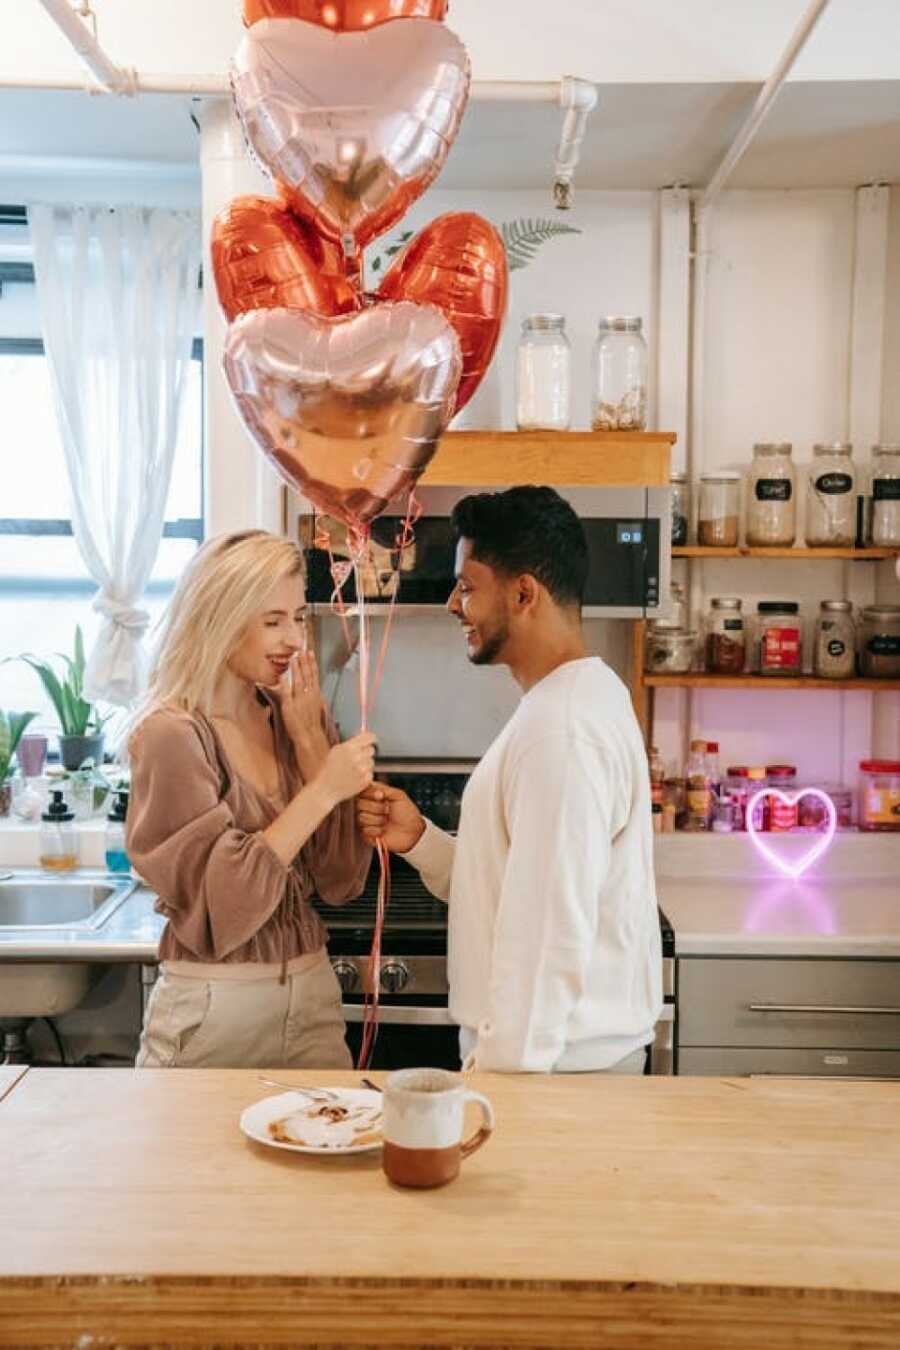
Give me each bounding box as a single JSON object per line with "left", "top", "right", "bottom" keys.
{"left": 672, "top": 546, "right": 899, "bottom": 560}
{"left": 643, "top": 674, "right": 900, "bottom": 692}
{"left": 421, "top": 430, "right": 675, "bottom": 488}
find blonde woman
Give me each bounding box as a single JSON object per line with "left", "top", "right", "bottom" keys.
{"left": 127, "top": 530, "right": 374, "bottom": 1069}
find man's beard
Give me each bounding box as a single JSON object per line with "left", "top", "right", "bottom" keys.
{"left": 468, "top": 615, "right": 509, "bottom": 666}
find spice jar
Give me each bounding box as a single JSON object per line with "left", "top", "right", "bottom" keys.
{"left": 747, "top": 442, "right": 796, "bottom": 546}
{"left": 515, "top": 314, "right": 572, "bottom": 431}
{"left": 858, "top": 604, "right": 900, "bottom": 678}
{"left": 767, "top": 764, "right": 798, "bottom": 832}
{"left": 644, "top": 624, "right": 697, "bottom": 674}
{"left": 725, "top": 766, "right": 750, "bottom": 831}
{"left": 858, "top": 760, "right": 900, "bottom": 832}
{"left": 591, "top": 316, "right": 648, "bottom": 431}
{"left": 747, "top": 767, "right": 768, "bottom": 830}
{"left": 697, "top": 473, "right": 740, "bottom": 547}
{"left": 39, "top": 789, "right": 79, "bottom": 872}
{"left": 805, "top": 442, "right": 855, "bottom": 547}
{"left": 705, "top": 597, "right": 746, "bottom": 674}
{"left": 670, "top": 472, "right": 690, "bottom": 546}
{"left": 813, "top": 600, "right": 856, "bottom": 679}
{"left": 755, "top": 601, "right": 802, "bottom": 676}
{"left": 870, "top": 444, "right": 900, "bottom": 546}
{"left": 797, "top": 784, "right": 853, "bottom": 831}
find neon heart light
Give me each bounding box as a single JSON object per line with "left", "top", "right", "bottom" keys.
{"left": 746, "top": 788, "right": 837, "bottom": 881}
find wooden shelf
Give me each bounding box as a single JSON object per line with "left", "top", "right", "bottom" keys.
{"left": 421, "top": 430, "right": 675, "bottom": 488}
{"left": 643, "top": 674, "right": 900, "bottom": 692}
{"left": 672, "top": 545, "right": 899, "bottom": 560}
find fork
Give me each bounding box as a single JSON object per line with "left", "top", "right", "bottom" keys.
{"left": 257, "top": 1076, "right": 340, "bottom": 1102}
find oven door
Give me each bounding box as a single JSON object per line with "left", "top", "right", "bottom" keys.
{"left": 342, "top": 1000, "right": 461, "bottom": 1071}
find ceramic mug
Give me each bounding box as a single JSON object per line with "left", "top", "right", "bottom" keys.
{"left": 381, "top": 1067, "right": 494, "bottom": 1189}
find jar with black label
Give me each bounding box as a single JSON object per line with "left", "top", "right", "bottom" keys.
{"left": 858, "top": 604, "right": 900, "bottom": 678}
{"left": 805, "top": 442, "right": 855, "bottom": 547}
{"left": 747, "top": 442, "right": 796, "bottom": 546}
{"left": 705, "top": 596, "right": 746, "bottom": 674}
{"left": 870, "top": 444, "right": 900, "bottom": 547}
{"left": 670, "top": 472, "right": 690, "bottom": 546}
{"left": 814, "top": 600, "right": 856, "bottom": 679}
{"left": 755, "top": 601, "right": 802, "bottom": 676}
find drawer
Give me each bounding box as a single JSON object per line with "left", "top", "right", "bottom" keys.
{"left": 678, "top": 1046, "right": 900, "bottom": 1078}
{"left": 678, "top": 957, "right": 900, "bottom": 1049}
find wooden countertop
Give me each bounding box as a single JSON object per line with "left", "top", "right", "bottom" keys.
{"left": 2, "top": 1069, "right": 900, "bottom": 1348}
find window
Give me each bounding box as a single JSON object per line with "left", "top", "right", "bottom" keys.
{"left": 0, "top": 253, "right": 204, "bottom": 738}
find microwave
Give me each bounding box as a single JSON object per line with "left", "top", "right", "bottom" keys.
{"left": 299, "top": 485, "right": 671, "bottom": 619}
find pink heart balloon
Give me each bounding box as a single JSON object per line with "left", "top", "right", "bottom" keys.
{"left": 222, "top": 302, "right": 462, "bottom": 527}
{"left": 747, "top": 788, "right": 837, "bottom": 880}
{"left": 231, "top": 17, "right": 471, "bottom": 252}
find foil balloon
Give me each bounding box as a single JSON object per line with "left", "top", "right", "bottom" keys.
{"left": 231, "top": 18, "right": 470, "bottom": 252}
{"left": 378, "top": 212, "right": 508, "bottom": 415}
{"left": 211, "top": 196, "right": 360, "bottom": 322}
{"left": 243, "top": 0, "right": 448, "bottom": 28}
{"left": 223, "top": 302, "right": 462, "bottom": 526}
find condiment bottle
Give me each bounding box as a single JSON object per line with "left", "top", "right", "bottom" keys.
{"left": 39, "top": 789, "right": 78, "bottom": 872}
{"left": 747, "top": 767, "right": 768, "bottom": 831}
{"left": 105, "top": 788, "right": 131, "bottom": 874}
{"left": 685, "top": 740, "right": 711, "bottom": 831}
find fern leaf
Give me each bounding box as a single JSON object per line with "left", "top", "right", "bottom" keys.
{"left": 501, "top": 216, "right": 582, "bottom": 272}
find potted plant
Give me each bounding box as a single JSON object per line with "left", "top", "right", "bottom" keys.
{"left": 17, "top": 627, "right": 113, "bottom": 771}
{"left": 0, "top": 710, "right": 37, "bottom": 817}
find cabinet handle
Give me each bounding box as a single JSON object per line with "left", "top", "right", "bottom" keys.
{"left": 748, "top": 1003, "right": 900, "bottom": 1015}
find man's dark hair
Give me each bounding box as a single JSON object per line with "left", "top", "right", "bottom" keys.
{"left": 450, "top": 486, "right": 589, "bottom": 608}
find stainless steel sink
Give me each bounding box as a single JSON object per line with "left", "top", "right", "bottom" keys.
{"left": 0, "top": 873, "right": 137, "bottom": 931}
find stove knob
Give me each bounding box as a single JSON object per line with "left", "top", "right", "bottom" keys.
{"left": 380, "top": 961, "right": 410, "bottom": 994}
{"left": 332, "top": 959, "right": 359, "bottom": 994}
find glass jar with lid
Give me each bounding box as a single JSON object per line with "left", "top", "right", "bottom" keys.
{"left": 704, "top": 597, "right": 746, "bottom": 674}
{"left": 644, "top": 622, "right": 697, "bottom": 674}
{"left": 697, "top": 473, "right": 740, "bottom": 547}
{"left": 591, "top": 316, "right": 647, "bottom": 431}
{"left": 813, "top": 600, "right": 856, "bottom": 679}
{"left": 858, "top": 760, "right": 900, "bottom": 832}
{"left": 746, "top": 442, "right": 796, "bottom": 546}
{"left": 870, "top": 444, "right": 900, "bottom": 546}
{"left": 670, "top": 472, "right": 690, "bottom": 546}
{"left": 805, "top": 442, "right": 855, "bottom": 547}
{"left": 515, "top": 313, "right": 572, "bottom": 431}
{"left": 755, "top": 601, "right": 802, "bottom": 675}
{"left": 858, "top": 604, "right": 900, "bottom": 678}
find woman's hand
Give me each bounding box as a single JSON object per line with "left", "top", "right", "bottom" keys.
{"left": 273, "top": 651, "right": 330, "bottom": 776}
{"left": 316, "top": 732, "right": 377, "bottom": 807}
{"left": 356, "top": 783, "right": 425, "bottom": 853}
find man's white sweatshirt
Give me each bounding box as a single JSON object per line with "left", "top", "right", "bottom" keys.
{"left": 404, "top": 657, "right": 662, "bottom": 1073}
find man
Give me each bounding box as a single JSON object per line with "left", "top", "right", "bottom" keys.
{"left": 357, "top": 486, "right": 662, "bottom": 1074}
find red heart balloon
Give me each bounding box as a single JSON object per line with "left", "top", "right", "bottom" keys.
{"left": 211, "top": 196, "right": 360, "bottom": 322}
{"left": 243, "top": 0, "right": 447, "bottom": 28}
{"left": 377, "top": 212, "right": 508, "bottom": 414}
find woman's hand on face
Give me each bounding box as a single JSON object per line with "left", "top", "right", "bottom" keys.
{"left": 356, "top": 783, "right": 425, "bottom": 853}
{"left": 316, "top": 732, "right": 377, "bottom": 807}
{"left": 274, "top": 651, "right": 326, "bottom": 747}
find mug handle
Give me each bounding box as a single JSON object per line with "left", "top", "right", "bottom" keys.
{"left": 460, "top": 1090, "right": 495, "bottom": 1160}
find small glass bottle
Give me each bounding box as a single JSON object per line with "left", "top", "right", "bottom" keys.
{"left": 704, "top": 596, "right": 746, "bottom": 674}
{"left": 105, "top": 788, "right": 131, "bottom": 874}
{"left": 805, "top": 443, "right": 855, "bottom": 546}
{"left": 747, "top": 767, "right": 768, "bottom": 831}
{"left": 591, "top": 316, "right": 648, "bottom": 431}
{"left": 747, "top": 442, "right": 796, "bottom": 546}
{"left": 685, "top": 739, "right": 711, "bottom": 832}
{"left": 870, "top": 444, "right": 900, "bottom": 546}
{"left": 814, "top": 600, "right": 856, "bottom": 679}
{"left": 647, "top": 746, "right": 665, "bottom": 809}
{"left": 515, "top": 314, "right": 572, "bottom": 431}
{"left": 697, "top": 474, "right": 740, "bottom": 547}
{"left": 668, "top": 579, "right": 688, "bottom": 629}
{"left": 670, "top": 472, "right": 690, "bottom": 546}
{"left": 39, "top": 789, "right": 78, "bottom": 872}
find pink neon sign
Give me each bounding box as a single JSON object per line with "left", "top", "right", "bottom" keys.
{"left": 746, "top": 787, "right": 837, "bottom": 881}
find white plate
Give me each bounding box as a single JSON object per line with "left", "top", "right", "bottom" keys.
{"left": 240, "top": 1089, "right": 383, "bottom": 1155}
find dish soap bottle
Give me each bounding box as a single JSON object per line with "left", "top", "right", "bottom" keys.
{"left": 39, "top": 789, "right": 79, "bottom": 872}
{"left": 105, "top": 789, "right": 131, "bottom": 874}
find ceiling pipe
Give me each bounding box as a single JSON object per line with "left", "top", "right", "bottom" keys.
{"left": 35, "top": 0, "right": 137, "bottom": 95}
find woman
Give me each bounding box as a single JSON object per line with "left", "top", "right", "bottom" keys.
{"left": 127, "top": 529, "right": 374, "bottom": 1069}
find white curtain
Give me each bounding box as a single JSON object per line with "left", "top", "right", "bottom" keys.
{"left": 28, "top": 203, "right": 201, "bottom": 706}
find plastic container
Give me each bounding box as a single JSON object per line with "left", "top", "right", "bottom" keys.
{"left": 858, "top": 604, "right": 900, "bottom": 678}
{"left": 697, "top": 473, "right": 740, "bottom": 547}
{"left": 858, "top": 760, "right": 900, "bottom": 832}
{"left": 747, "top": 442, "right": 796, "bottom": 546}
{"left": 670, "top": 472, "right": 690, "bottom": 546}
{"left": 105, "top": 788, "right": 131, "bottom": 874}
{"left": 813, "top": 600, "right": 856, "bottom": 679}
{"left": 39, "top": 789, "right": 78, "bottom": 872}
{"left": 870, "top": 444, "right": 900, "bottom": 547}
{"left": 516, "top": 314, "right": 571, "bottom": 431}
{"left": 724, "top": 766, "right": 750, "bottom": 832}
{"left": 705, "top": 596, "right": 746, "bottom": 674}
{"left": 805, "top": 443, "right": 855, "bottom": 547}
{"left": 797, "top": 783, "right": 853, "bottom": 831}
{"left": 591, "top": 316, "right": 648, "bottom": 431}
{"left": 767, "top": 765, "right": 798, "bottom": 832}
{"left": 755, "top": 601, "right": 802, "bottom": 676}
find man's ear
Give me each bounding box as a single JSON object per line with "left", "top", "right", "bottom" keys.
{"left": 514, "top": 573, "right": 540, "bottom": 611}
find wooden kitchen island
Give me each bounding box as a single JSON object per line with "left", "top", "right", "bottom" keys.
{"left": 1, "top": 1070, "right": 899, "bottom": 1348}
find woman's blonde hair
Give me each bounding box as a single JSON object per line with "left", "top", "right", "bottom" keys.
{"left": 132, "top": 529, "right": 305, "bottom": 730}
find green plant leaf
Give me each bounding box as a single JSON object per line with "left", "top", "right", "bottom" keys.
{"left": 75, "top": 625, "right": 85, "bottom": 683}
{"left": 19, "top": 656, "right": 68, "bottom": 729}
{"left": 0, "top": 712, "right": 10, "bottom": 781}
{"left": 7, "top": 711, "right": 37, "bottom": 756}
{"left": 501, "top": 216, "right": 582, "bottom": 272}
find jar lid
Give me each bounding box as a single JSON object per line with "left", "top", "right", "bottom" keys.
{"left": 820, "top": 599, "right": 853, "bottom": 612}
{"left": 872, "top": 444, "right": 900, "bottom": 455}
{"left": 766, "top": 764, "right": 797, "bottom": 777}
{"left": 747, "top": 767, "right": 767, "bottom": 779}
{"left": 669, "top": 471, "right": 688, "bottom": 483}
{"left": 860, "top": 605, "right": 900, "bottom": 620}
{"left": 813, "top": 442, "right": 852, "bottom": 455}
{"left": 757, "top": 601, "right": 799, "bottom": 613}
{"left": 753, "top": 442, "right": 793, "bottom": 454}
{"left": 690, "top": 739, "right": 707, "bottom": 751}
{"left": 726, "top": 766, "right": 749, "bottom": 777}
{"left": 707, "top": 741, "right": 719, "bottom": 752}
{"left": 860, "top": 760, "right": 900, "bottom": 773}
{"left": 522, "top": 313, "right": 566, "bottom": 332}
{"left": 699, "top": 471, "right": 741, "bottom": 482}
{"left": 710, "top": 596, "right": 742, "bottom": 609}
{"left": 598, "top": 315, "right": 642, "bottom": 332}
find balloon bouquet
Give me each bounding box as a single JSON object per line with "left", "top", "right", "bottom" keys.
{"left": 212, "top": 0, "right": 508, "bottom": 1065}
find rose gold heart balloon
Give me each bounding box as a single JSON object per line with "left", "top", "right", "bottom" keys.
{"left": 378, "top": 212, "right": 508, "bottom": 415}
{"left": 243, "top": 0, "right": 448, "bottom": 28}
{"left": 231, "top": 18, "right": 470, "bottom": 252}
{"left": 223, "top": 302, "right": 462, "bottom": 526}
{"left": 211, "top": 196, "right": 360, "bottom": 322}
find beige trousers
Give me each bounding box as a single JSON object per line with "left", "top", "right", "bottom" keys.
{"left": 136, "top": 951, "right": 352, "bottom": 1070}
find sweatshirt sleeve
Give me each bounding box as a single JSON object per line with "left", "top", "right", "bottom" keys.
{"left": 126, "top": 711, "right": 291, "bottom": 960}
{"left": 299, "top": 713, "right": 372, "bottom": 906}
{"left": 402, "top": 818, "right": 456, "bottom": 902}
{"left": 469, "top": 734, "right": 614, "bottom": 1073}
